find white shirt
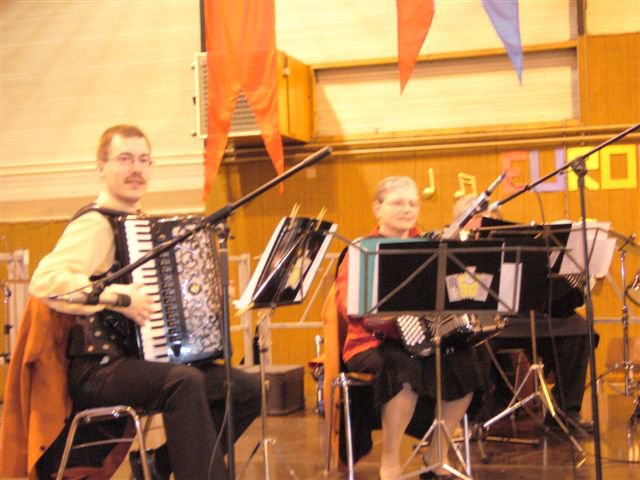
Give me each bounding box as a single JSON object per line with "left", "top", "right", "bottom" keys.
{"left": 29, "top": 190, "right": 141, "bottom": 315}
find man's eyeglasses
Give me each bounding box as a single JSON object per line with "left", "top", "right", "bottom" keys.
{"left": 110, "top": 153, "right": 153, "bottom": 168}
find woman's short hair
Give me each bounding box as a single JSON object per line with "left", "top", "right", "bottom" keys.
{"left": 452, "top": 194, "right": 477, "bottom": 220}
{"left": 373, "top": 176, "right": 417, "bottom": 203}
{"left": 452, "top": 193, "right": 503, "bottom": 220}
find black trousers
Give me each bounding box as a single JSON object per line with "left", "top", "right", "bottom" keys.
{"left": 68, "top": 356, "right": 261, "bottom": 480}
{"left": 489, "top": 334, "right": 591, "bottom": 415}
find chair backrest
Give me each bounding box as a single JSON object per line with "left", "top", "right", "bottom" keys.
{"left": 321, "top": 283, "right": 342, "bottom": 403}
{"left": 320, "top": 282, "right": 344, "bottom": 468}
{"left": 321, "top": 279, "right": 377, "bottom": 471}
{"left": 0, "top": 296, "right": 133, "bottom": 480}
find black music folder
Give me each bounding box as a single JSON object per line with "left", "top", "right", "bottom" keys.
{"left": 479, "top": 218, "right": 572, "bottom": 273}
{"left": 236, "top": 216, "right": 337, "bottom": 310}
{"left": 376, "top": 239, "right": 440, "bottom": 313}
{"left": 477, "top": 218, "right": 602, "bottom": 313}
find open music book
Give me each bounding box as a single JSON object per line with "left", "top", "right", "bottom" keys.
{"left": 235, "top": 215, "right": 337, "bottom": 310}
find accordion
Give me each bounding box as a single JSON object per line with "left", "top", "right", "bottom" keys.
{"left": 395, "top": 313, "right": 504, "bottom": 358}
{"left": 115, "top": 215, "right": 225, "bottom": 364}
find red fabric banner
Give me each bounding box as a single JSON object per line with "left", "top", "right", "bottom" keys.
{"left": 203, "top": 0, "right": 284, "bottom": 199}
{"left": 396, "top": 0, "right": 435, "bottom": 93}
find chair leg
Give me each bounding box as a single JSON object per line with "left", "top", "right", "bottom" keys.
{"left": 341, "top": 376, "right": 356, "bottom": 480}
{"left": 131, "top": 409, "right": 152, "bottom": 480}
{"left": 325, "top": 373, "right": 357, "bottom": 480}
{"left": 130, "top": 413, "right": 166, "bottom": 480}
{"left": 325, "top": 377, "right": 339, "bottom": 473}
{"left": 55, "top": 406, "right": 151, "bottom": 480}
{"left": 55, "top": 413, "right": 83, "bottom": 480}
{"left": 462, "top": 413, "right": 472, "bottom": 475}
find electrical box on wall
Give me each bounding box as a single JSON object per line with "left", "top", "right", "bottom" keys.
{"left": 193, "top": 51, "right": 314, "bottom": 146}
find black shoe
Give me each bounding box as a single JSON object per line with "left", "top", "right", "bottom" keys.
{"left": 420, "top": 471, "right": 456, "bottom": 479}
{"left": 544, "top": 412, "right": 593, "bottom": 434}
{"left": 631, "top": 398, "right": 640, "bottom": 423}
{"left": 566, "top": 412, "right": 594, "bottom": 433}
{"left": 129, "top": 445, "right": 171, "bottom": 480}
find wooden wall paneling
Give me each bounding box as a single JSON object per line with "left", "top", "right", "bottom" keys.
{"left": 3, "top": 138, "right": 637, "bottom": 397}
{"left": 220, "top": 140, "right": 639, "bottom": 391}
{"left": 578, "top": 33, "right": 640, "bottom": 125}
{"left": 0, "top": 221, "right": 67, "bottom": 279}
{"left": 0, "top": 220, "right": 67, "bottom": 395}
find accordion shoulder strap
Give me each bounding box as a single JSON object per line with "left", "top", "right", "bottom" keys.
{"left": 70, "top": 203, "right": 130, "bottom": 223}
{"left": 69, "top": 203, "right": 132, "bottom": 280}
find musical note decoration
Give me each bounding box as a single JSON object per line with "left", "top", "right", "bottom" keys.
{"left": 422, "top": 167, "right": 436, "bottom": 200}
{"left": 454, "top": 173, "right": 477, "bottom": 198}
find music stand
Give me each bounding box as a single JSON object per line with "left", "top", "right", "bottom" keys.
{"left": 478, "top": 222, "right": 611, "bottom": 454}
{"left": 236, "top": 213, "right": 337, "bottom": 480}
{"left": 348, "top": 239, "right": 528, "bottom": 480}
{"left": 487, "top": 123, "right": 640, "bottom": 480}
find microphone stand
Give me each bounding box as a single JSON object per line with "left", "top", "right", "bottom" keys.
{"left": 84, "top": 146, "right": 332, "bottom": 480}
{"left": 1, "top": 281, "right": 12, "bottom": 365}
{"left": 442, "top": 171, "right": 506, "bottom": 239}
{"left": 238, "top": 219, "right": 322, "bottom": 480}
{"left": 489, "top": 123, "right": 640, "bottom": 480}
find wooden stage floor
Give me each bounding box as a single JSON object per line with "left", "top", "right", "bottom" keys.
{"left": 126, "top": 387, "right": 640, "bottom": 480}
{"left": 3, "top": 386, "right": 636, "bottom": 479}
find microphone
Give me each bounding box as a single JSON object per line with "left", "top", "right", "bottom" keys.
{"left": 49, "top": 291, "right": 132, "bottom": 307}
{"left": 442, "top": 171, "right": 507, "bottom": 239}
{"left": 482, "top": 170, "right": 507, "bottom": 201}
{"left": 487, "top": 200, "right": 501, "bottom": 213}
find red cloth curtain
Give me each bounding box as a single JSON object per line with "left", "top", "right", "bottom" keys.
{"left": 396, "top": 0, "right": 435, "bottom": 93}
{"left": 203, "top": 0, "right": 284, "bottom": 199}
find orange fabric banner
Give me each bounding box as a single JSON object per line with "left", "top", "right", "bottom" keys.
{"left": 203, "top": 0, "right": 284, "bottom": 199}
{"left": 396, "top": 0, "right": 435, "bottom": 93}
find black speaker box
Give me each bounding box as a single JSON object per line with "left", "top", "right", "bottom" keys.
{"left": 243, "top": 364, "right": 305, "bottom": 415}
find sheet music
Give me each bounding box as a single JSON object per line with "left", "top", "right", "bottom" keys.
{"left": 237, "top": 217, "right": 287, "bottom": 311}
{"left": 498, "top": 262, "right": 522, "bottom": 312}
{"left": 236, "top": 216, "right": 337, "bottom": 310}
{"left": 559, "top": 221, "right": 615, "bottom": 277}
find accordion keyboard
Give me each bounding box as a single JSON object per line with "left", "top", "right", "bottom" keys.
{"left": 395, "top": 314, "right": 477, "bottom": 358}
{"left": 124, "top": 218, "right": 170, "bottom": 361}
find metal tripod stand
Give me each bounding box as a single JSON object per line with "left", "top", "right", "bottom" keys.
{"left": 481, "top": 311, "right": 586, "bottom": 460}
{"left": 594, "top": 240, "right": 639, "bottom": 403}
{"left": 399, "top": 317, "right": 473, "bottom": 480}
{"left": 237, "top": 312, "right": 299, "bottom": 480}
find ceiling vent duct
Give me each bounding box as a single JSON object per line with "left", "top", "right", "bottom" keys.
{"left": 193, "top": 51, "right": 314, "bottom": 146}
